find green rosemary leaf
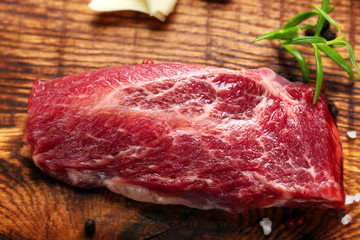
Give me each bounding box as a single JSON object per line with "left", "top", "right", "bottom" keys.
{"left": 314, "top": 0, "right": 329, "bottom": 36}
{"left": 282, "top": 11, "right": 318, "bottom": 30}
{"left": 317, "top": 44, "right": 354, "bottom": 82}
{"left": 312, "top": 44, "right": 323, "bottom": 104}
{"left": 311, "top": 4, "right": 341, "bottom": 34}
{"left": 281, "top": 6, "right": 334, "bottom": 30}
{"left": 254, "top": 28, "right": 299, "bottom": 42}
{"left": 254, "top": 31, "right": 280, "bottom": 42}
{"left": 283, "top": 36, "right": 327, "bottom": 45}
{"left": 282, "top": 44, "right": 310, "bottom": 83}
{"left": 339, "top": 40, "right": 360, "bottom": 80}
{"left": 297, "top": 25, "right": 316, "bottom": 30}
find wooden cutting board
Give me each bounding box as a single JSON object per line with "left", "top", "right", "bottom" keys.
{"left": 1, "top": 0, "right": 360, "bottom": 239}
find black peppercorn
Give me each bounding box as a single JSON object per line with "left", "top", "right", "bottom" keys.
{"left": 305, "top": 20, "right": 333, "bottom": 39}
{"left": 322, "top": 29, "right": 337, "bottom": 41}
{"left": 84, "top": 219, "right": 96, "bottom": 235}
{"left": 305, "top": 28, "right": 315, "bottom": 36}
{"left": 321, "top": 20, "right": 330, "bottom": 33}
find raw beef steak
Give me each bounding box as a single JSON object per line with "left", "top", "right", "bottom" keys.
{"left": 24, "top": 63, "right": 344, "bottom": 212}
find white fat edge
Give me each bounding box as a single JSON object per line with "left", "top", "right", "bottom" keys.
{"left": 271, "top": 183, "right": 344, "bottom": 207}
{"left": 67, "top": 168, "right": 107, "bottom": 186}
{"left": 104, "top": 178, "right": 182, "bottom": 204}
{"left": 141, "top": 173, "right": 214, "bottom": 186}
{"left": 245, "top": 173, "right": 342, "bottom": 208}
{"left": 247, "top": 171, "right": 338, "bottom": 207}
{"left": 270, "top": 186, "right": 340, "bottom": 207}
{"left": 272, "top": 198, "right": 331, "bottom": 207}
{"left": 103, "top": 177, "right": 230, "bottom": 211}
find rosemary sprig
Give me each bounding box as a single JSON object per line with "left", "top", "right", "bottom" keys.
{"left": 312, "top": 43, "right": 323, "bottom": 104}
{"left": 254, "top": 0, "right": 360, "bottom": 104}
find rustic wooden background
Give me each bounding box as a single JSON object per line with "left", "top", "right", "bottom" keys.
{"left": 1, "top": 0, "right": 360, "bottom": 239}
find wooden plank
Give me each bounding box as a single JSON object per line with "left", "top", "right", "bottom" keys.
{"left": 1, "top": 0, "right": 360, "bottom": 239}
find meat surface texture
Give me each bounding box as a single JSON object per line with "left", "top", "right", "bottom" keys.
{"left": 24, "top": 63, "right": 344, "bottom": 212}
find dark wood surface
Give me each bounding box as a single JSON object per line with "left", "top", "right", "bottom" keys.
{"left": 1, "top": 0, "right": 360, "bottom": 239}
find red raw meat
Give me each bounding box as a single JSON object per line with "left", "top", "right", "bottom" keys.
{"left": 24, "top": 63, "right": 344, "bottom": 212}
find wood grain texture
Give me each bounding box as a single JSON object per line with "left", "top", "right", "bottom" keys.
{"left": 1, "top": 0, "right": 360, "bottom": 239}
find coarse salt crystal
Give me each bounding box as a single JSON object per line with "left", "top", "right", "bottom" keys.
{"left": 345, "top": 193, "right": 360, "bottom": 205}
{"left": 345, "top": 195, "right": 354, "bottom": 205}
{"left": 341, "top": 214, "right": 352, "bottom": 225}
{"left": 259, "top": 218, "right": 272, "bottom": 236}
{"left": 354, "top": 193, "right": 360, "bottom": 202}
{"left": 347, "top": 131, "right": 357, "bottom": 139}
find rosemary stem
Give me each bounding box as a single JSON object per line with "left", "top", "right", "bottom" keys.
{"left": 325, "top": 37, "right": 343, "bottom": 46}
